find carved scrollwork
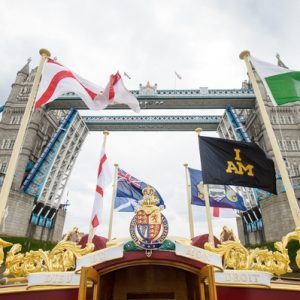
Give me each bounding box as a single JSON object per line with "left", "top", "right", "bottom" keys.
{"left": 248, "top": 247, "right": 291, "bottom": 276}
{"left": 1, "top": 228, "right": 94, "bottom": 277}
{"left": 0, "top": 238, "right": 13, "bottom": 266}
{"left": 3, "top": 244, "right": 47, "bottom": 277}
{"left": 204, "top": 228, "right": 300, "bottom": 276}
{"left": 281, "top": 227, "right": 300, "bottom": 269}
{"left": 205, "top": 241, "right": 249, "bottom": 270}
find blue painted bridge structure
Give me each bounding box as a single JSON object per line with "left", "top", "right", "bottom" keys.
{"left": 82, "top": 115, "right": 222, "bottom": 131}
{"left": 46, "top": 87, "right": 254, "bottom": 131}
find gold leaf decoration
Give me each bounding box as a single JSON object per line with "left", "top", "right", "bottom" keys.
{"left": 204, "top": 228, "right": 300, "bottom": 276}
{"left": 205, "top": 241, "right": 249, "bottom": 270}
{"left": 281, "top": 227, "right": 300, "bottom": 269}
{"left": 0, "top": 238, "right": 13, "bottom": 266}
{"left": 1, "top": 228, "right": 94, "bottom": 278}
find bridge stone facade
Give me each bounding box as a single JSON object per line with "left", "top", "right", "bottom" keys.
{"left": 218, "top": 69, "right": 300, "bottom": 245}
{"left": 0, "top": 61, "right": 69, "bottom": 241}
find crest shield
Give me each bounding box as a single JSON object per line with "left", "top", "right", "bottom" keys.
{"left": 136, "top": 209, "right": 162, "bottom": 242}
{"left": 130, "top": 185, "right": 168, "bottom": 250}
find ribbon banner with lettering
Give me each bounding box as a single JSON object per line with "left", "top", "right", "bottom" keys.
{"left": 214, "top": 270, "right": 273, "bottom": 287}
{"left": 175, "top": 241, "right": 223, "bottom": 270}
{"left": 76, "top": 244, "right": 124, "bottom": 271}
{"left": 28, "top": 272, "right": 80, "bottom": 287}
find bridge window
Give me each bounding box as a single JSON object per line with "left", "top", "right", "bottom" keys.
{"left": 45, "top": 218, "right": 53, "bottom": 228}
{"left": 1, "top": 139, "right": 15, "bottom": 149}
{"left": 0, "top": 162, "right": 7, "bottom": 173}
{"left": 10, "top": 114, "right": 22, "bottom": 124}
{"left": 272, "top": 113, "right": 295, "bottom": 124}
{"left": 30, "top": 213, "right": 39, "bottom": 225}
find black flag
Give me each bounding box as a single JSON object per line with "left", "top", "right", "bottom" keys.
{"left": 199, "top": 136, "right": 277, "bottom": 194}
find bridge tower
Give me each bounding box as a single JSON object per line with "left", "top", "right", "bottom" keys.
{"left": 236, "top": 79, "right": 300, "bottom": 243}
{"left": 0, "top": 60, "right": 88, "bottom": 242}
{"left": 217, "top": 71, "right": 300, "bottom": 244}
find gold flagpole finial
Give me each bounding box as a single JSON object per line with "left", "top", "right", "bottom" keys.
{"left": 102, "top": 131, "right": 110, "bottom": 148}
{"left": 239, "top": 50, "right": 250, "bottom": 60}
{"left": 183, "top": 163, "right": 188, "bottom": 167}
{"left": 39, "top": 48, "right": 51, "bottom": 58}
{"left": 195, "top": 128, "right": 202, "bottom": 135}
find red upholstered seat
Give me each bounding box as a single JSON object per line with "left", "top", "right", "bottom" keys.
{"left": 79, "top": 234, "right": 108, "bottom": 251}
{"left": 191, "top": 234, "right": 220, "bottom": 248}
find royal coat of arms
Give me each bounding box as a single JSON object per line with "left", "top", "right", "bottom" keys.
{"left": 130, "top": 186, "right": 168, "bottom": 250}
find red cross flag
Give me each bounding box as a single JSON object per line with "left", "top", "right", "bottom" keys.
{"left": 35, "top": 58, "right": 140, "bottom": 112}
{"left": 90, "top": 146, "right": 113, "bottom": 230}
{"left": 95, "top": 72, "right": 140, "bottom": 112}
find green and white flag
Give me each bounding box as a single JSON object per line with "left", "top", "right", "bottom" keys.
{"left": 250, "top": 56, "right": 300, "bottom": 106}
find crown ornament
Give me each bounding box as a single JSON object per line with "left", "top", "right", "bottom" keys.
{"left": 140, "top": 186, "right": 159, "bottom": 207}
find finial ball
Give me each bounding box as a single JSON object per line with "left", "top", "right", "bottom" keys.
{"left": 239, "top": 50, "right": 250, "bottom": 60}
{"left": 195, "top": 128, "right": 202, "bottom": 135}
{"left": 39, "top": 48, "right": 51, "bottom": 58}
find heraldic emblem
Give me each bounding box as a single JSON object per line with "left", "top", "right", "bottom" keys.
{"left": 130, "top": 186, "right": 168, "bottom": 250}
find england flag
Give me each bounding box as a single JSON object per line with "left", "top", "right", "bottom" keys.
{"left": 90, "top": 146, "right": 113, "bottom": 230}
{"left": 35, "top": 58, "right": 140, "bottom": 112}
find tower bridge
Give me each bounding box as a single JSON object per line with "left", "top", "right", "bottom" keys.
{"left": 0, "top": 62, "right": 256, "bottom": 242}
{"left": 3, "top": 60, "right": 300, "bottom": 246}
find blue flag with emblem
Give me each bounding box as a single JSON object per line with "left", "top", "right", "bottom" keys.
{"left": 115, "top": 168, "right": 165, "bottom": 212}
{"left": 188, "top": 167, "right": 246, "bottom": 211}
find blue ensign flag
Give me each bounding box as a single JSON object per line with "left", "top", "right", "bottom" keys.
{"left": 114, "top": 168, "right": 165, "bottom": 212}
{"left": 188, "top": 167, "right": 246, "bottom": 211}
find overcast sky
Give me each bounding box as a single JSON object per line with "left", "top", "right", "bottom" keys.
{"left": 1, "top": 0, "right": 300, "bottom": 240}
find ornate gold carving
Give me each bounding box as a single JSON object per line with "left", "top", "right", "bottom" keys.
{"left": 63, "top": 226, "right": 82, "bottom": 243}
{"left": 220, "top": 226, "right": 237, "bottom": 243}
{"left": 1, "top": 226, "right": 300, "bottom": 279}
{"left": 205, "top": 240, "right": 249, "bottom": 270}
{"left": 1, "top": 228, "right": 94, "bottom": 278}
{"left": 281, "top": 227, "right": 300, "bottom": 269}
{"left": 140, "top": 186, "right": 159, "bottom": 207}
{"left": 0, "top": 238, "right": 13, "bottom": 266}
{"left": 205, "top": 228, "right": 300, "bottom": 276}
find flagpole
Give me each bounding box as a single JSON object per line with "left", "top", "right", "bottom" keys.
{"left": 240, "top": 50, "right": 300, "bottom": 228}
{"left": 108, "top": 163, "right": 118, "bottom": 240}
{"left": 0, "top": 49, "right": 50, "bottom": 224}
{"left": 88, "top": 131, "right": 110, "bottom": 244}
{"left": 184, "top": 163, "right": 195, "bottom": 239}
{"left": 101, "top": 130, "right": 109, "bottom": 148}
{"left": 195, "top": 128, "right": 215, "bottom": 246}
{"left": 174, "top": 73, "right": 177, "bottom": 92}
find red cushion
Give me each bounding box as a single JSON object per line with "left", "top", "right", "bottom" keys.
{"left": 78, "top": 234, "right": 108, "bottom": 251}
{"left": 191, "top": 234, "right": 220, "bottom": 248}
